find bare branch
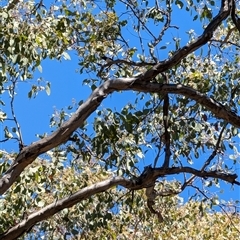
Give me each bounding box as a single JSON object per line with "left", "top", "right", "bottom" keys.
{"left": 146, "top": 184, "right": 164, "bottom": 222}
{"left": 121, "top": 0, "right": 157, "bottom": 41}
{"left": 9, "top": 79, "right": 24, "bottom": 150}
{"left": 201, "top": 122, "right": 228, "bottom": 171}
{"left": 155, "top": 167, "right": 240, "bottom": 186}
{"left": 101, "top": 58, "right": 155, "bottom": 67}
{"left": 133, "top": 166, "right": 239, "bottom": 191}
{"left": 150, "top": 0, "right": 173, "bottom": 61}
{"left": 0, "top": 138, "right": 10, "bottom": 143}
{"left": 153, "top": 139, "right": 162, "bottom": 168}
{"left": 161, "top": 75, "right": 171, "bottom": 168}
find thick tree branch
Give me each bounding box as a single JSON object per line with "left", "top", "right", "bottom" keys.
{"left": 164, "top": 167, "right": 239, "bottom": 185}
{"left": 129, "top": 82, "right": 240, "bottom": 128}
{"left": 0, "top": 0, "right": 236, "bottom": 195}
{"left": 133, "top": 166, "right": 239, "bottom": 190}
{"left": 1, "top": 80, "right": 240, "bottom": 195}
{"left": 139, "top": 0, "right": 233, "bottom": 81}
{"left": 0, "top": 78, "right": 113, "bottom": 194}
{"left": 0, "top": 177, "right": 132, "bottom": 240}
{"left": 1, "top": 166, "right": 238, "bottom": 239}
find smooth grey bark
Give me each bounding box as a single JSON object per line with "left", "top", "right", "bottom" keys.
{"left": 0, "top": 0, "right": 237, "bottom": 194}
{"left": 1, "top": 166, "right": 238, "bottom": 240}
{"left": 0, "top": 0, "right": 239, "bottom": 238}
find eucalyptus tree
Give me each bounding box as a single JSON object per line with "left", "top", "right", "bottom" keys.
{"left": 0, "top": 0, "right": 239, "bottom": 239}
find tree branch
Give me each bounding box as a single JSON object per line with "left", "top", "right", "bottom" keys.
{"left": 7, "top": 0, "right": 20, "bottom": 10}
{"left": 161, "top": 75, "right": 171, "bottom": 168}
{"left": 10, "top": 78, "right": 24, "bottom": 150}
{"left": 0, "top": 0, "right": 235, "bottom": 195}
{"left": 129, "top": 82, "right": 240, "bottom": 128}
{"left": 231, "top": 0, "right": 240, "bottom": 33}
{"left": 132, "top": 166, "right": 239, "bottom": 190}
{"left": 138, "top": 0, "right": 233, "bottom": 81}
{"left": 201, "top": 122, "right": 228, "bottom": 171}
{"left": 1, "top": 80, "right": 240, "bottom": 195}
{"left": 1, "top": 166, "right": 238, "bottom": 239}
{"left": 158, "top": 167, "right": 239, "bottom": 186}
{"left": 0, "top": 177, "right": 132, "bottom": 240}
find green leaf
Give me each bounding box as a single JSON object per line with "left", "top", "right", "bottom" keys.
{"left": 9, "top": 38, "right": 14, "bottom": 46}
{"left": 62, "top": 51, "right": 71, "bottom": 60}
{"left": 46, "top": 82, "right": 51, "bottom": 96}
{"left": 36, "top": 200, "right": 45, "bottom": 207}
{"left": 4, "top": 126, "right": 13, "bottom": 139}
{"left": 1, "top": 11, "right": 8, "bottom": 19}
{"left": 0, "top": 111, "right": 6, "bottom": 122}
{"left": 229, "top": 155, "right": 236, "bottom": 160}
{"left": 176, "top": 0, "right": 184, "bottom": 9}
{"left": 136, "top": 151, "right": 144, "bottom": 159}
{"left": 193, "top": 15, "right": 198, "bottom": 21}
{"left": 37, "top": 65, "right": 43, "bottom": 73}
{"left": 28, "top": 90, "right": 33, "bottom": 98}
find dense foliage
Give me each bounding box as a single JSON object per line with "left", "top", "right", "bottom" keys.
{"left": 0, "top": 0, "right": 239, "bottom": 239}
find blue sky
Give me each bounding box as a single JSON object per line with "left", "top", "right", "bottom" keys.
{"left": 0, "top": 1, "right": 239, "bottom": 208}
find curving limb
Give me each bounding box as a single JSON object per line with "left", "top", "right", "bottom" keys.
{"left": 1, "top": 79, "right": 240, "bottom": 195}
{"left": 0, "top": 0, "right": 238, "bottom": 196}
{"left": 1, "top": 165, "right": 239, "bottom": 239}
{"left": 231, "top": 0, "right": 240, "bottom": 32}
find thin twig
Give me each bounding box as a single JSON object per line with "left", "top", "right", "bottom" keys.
{"left": 192, "top": 185, "right": 240, "bottom": 234}
{"left": 9, "top": 78, "right": 24, "bottom": 150}
{"left": 201, "top": 122, "right": 228, "bottom": 171}
{"left": 161, "top": 74, "right": 171, "bottom": 168}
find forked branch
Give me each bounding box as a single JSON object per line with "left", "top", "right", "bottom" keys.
{"left": 1, "top": 166, "right": 238, "bottom": 240}
{"left": 0, "top": 0, "right": 237, "bottom": 196}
